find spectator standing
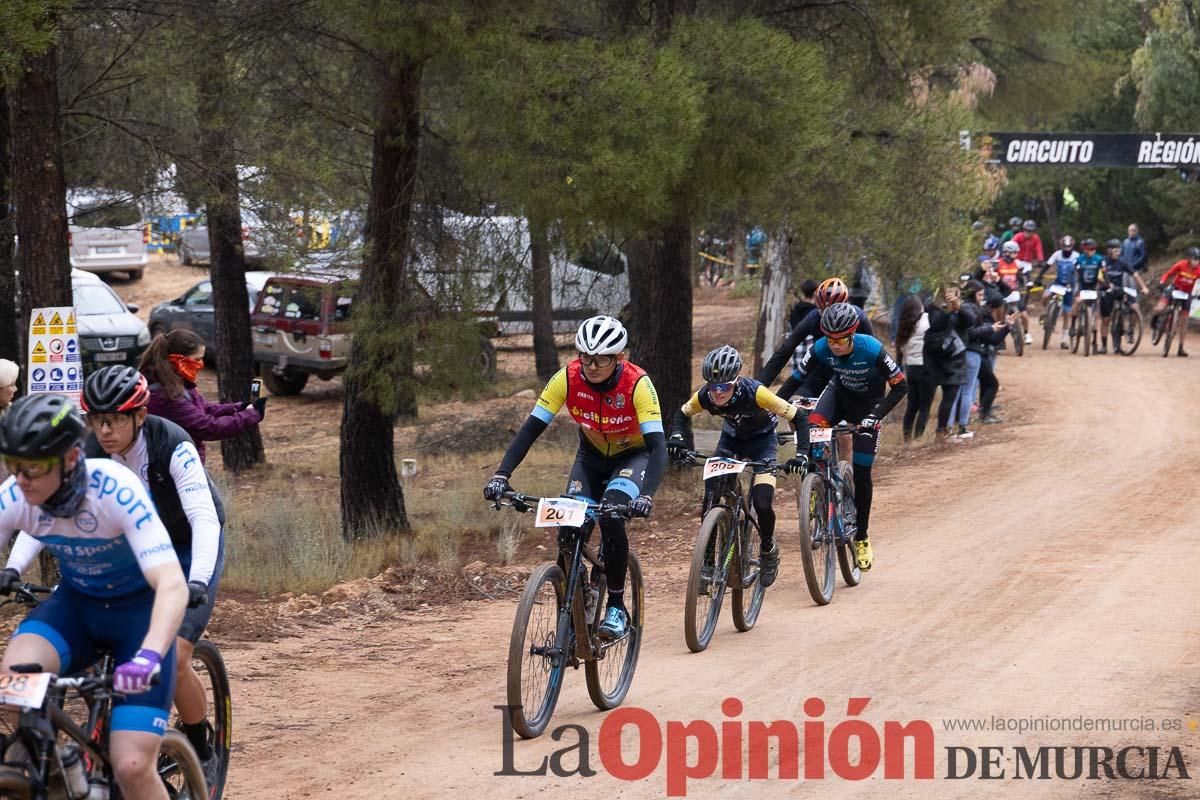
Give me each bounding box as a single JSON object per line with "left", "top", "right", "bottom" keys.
{"left": 1121, "top": 224, "right": 1150, "bottom": 292}
{"left": 138, "top": 330, "right": 265, "bottom": 465}
{"left": 894, "top": 296, "right": 932, "bottom": 441}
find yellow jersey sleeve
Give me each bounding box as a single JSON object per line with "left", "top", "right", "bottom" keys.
{"left": 680, "top": 391, "right": 703, "bottom": 419}
{"left": 633, "top": 376, "right": 664, "bottom": 435}
{"left": 755, "top": 385, "right": 798, "bottom": 422}
{"left": 531, "top": 368, "right": 568, "bottom": 424}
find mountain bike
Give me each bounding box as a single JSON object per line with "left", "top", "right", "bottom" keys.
{"left": 795, "top": 422, "right": 863, "bottom": 605}
{"left": 1109, "top": 285, "right": 1143, "bottom": 356}
{"left": 1002, "top": 287, "right": 1024, "bottom": 356}
{"left": 494, "top": 492, "right": 642, "bottom": 740}
{"left": 675, "top": 451, "right": 771, "bottom": 653}
{"left": 0, "top": 583, "right": 207, "bottom": 800}
{"left": 1152, "top": 288, "right": 1194, "bottom": 357}
{"left": 1041, "top": 284, "right": 1068, "bottom": 350}
{"left": 1069, "top": 289, "right": 1099, "bottom": 357}
{"left": 169, "top": 640, "right": 231, "bottom": 800}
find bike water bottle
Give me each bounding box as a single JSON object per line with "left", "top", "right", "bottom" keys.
{"left": 86, "top": 776, "right": 111, "bottom": 800}
{"left": 59, "top": 742, "right": 89, "bottom": 799}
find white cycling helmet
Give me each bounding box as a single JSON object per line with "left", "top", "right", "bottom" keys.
{"left": 1001, "top": 241, "right": 1020, "bottom": 255}
{"left": 575, "top": 315, "right": 628, "bottom": 355}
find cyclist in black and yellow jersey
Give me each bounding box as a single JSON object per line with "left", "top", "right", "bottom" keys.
{"left": 484, "top": 316, "right": 666, "bottom": 640}
{"left": 667, "top": 346, "right": 799, "bottom": 588}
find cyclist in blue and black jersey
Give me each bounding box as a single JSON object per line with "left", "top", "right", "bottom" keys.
{"left": 757, "top": 277, "right": 876, "bottom": 388}
{"left": 667, "top": 346, "right": 800, "bottom": 588}
{"left": 1099, "top": 238, "right": 1135, "bottom": 354}
{"left": 780, "top": 303, "right": 907, "bottom": 572}
{"left": 1073, "top": 238, "right": 1106, "bottom": 350}
{"left": 0, "top": 394, "right": 188, "bottom": 800}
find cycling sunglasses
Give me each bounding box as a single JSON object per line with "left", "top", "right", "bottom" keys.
{"left": 826, "top": 334, "right": 854, "bottom": 345}
{"left": 707, "top": 381, "right": 736, "bottom": 393}
{"left": 2, "top": 455, "right": 58, "bottom": 480}
{"left": 577, "top": 353, "right": 616, "bottom": 368}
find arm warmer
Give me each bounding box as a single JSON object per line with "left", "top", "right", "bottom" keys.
{"left": 641, "top": 432, "right": 668, "bottom": 497}
{"left": 495, "top": 416, "right": 550, "bottom": 478}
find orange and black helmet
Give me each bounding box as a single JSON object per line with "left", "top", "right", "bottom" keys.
{"left": 814, "top": 277, "right": 849, "bottom": 310}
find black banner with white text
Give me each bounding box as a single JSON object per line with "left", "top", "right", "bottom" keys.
{"left": 973, "top": 132, "right": 1200, "bottom": 169}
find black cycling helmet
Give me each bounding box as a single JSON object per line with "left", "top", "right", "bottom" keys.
{"left": 1188, "top": 246, "right": 1200, "bottom": 260}
{"left": 0, "top": 394, "right": 85, "bottom": 460}
{"left": 820, "top": 302, "right": 861, "bottom": 338}
{"left": 1023, "top": 219, "right": 1037, "bottom": 231}
{"left": 81, "top": 366, "right": 150, "bottom": 414}
{"left": 1081, "top": 238, "right": 1097, "bottom": 250}
{"left": 701, "top": 345, "right": 742, "bottom": 383}
{"left": 1106, "top": 238, "right": 1122, "bottom": 250}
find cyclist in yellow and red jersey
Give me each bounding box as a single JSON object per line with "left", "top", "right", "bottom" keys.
{"left": 484, "top": 316, "right": 666, "bottom": 640}
{"left": 1153, "top": 247, "right": 1200, "bottom": 357}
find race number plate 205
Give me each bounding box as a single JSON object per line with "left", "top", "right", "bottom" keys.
{"left": 703, "top": 458, "right": 747, "bottom": 481}
{"left": 0, "top": 672, "right": 51, "bottom": 709}
{"left": 535, "top": 497, "right": 589, "bottom": 528}
{"left": 1077, "top": 289, "right": 1098, "bottom": 301}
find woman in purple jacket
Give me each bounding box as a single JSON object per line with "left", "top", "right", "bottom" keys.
{"left": 138, "top": 330, "right": 265, "bottom": 464}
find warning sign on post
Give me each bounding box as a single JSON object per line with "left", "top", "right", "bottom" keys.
{"left": 27, "top": 307, "right": 83, "bottom": 406}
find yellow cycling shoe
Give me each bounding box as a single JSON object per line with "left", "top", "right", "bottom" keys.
{"left": 854, "top": 539, "right": 874, "bottom": 572}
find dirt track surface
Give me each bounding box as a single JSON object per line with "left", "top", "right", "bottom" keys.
{"left": 213, "top": 341, "right": 1200, "bottom": 799}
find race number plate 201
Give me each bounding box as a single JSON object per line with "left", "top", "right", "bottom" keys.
{"left": 535, "top": 497, "right": 589, "bottom": 528}
{"left": 808, "top": 427, "right": 833, "bottom": 443}
{"left": 1173, "top": 289, "right": 1191, "bottom": 301}
{"left": 0, "top": 672, "right": 51, "bottom": 709}
{"left": 703, "top": 458, "right": 747, "bottom": 481}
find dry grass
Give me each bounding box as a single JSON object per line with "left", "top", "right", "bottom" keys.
{"left": 214, "top": 442, "right": 577, "bottom": 595}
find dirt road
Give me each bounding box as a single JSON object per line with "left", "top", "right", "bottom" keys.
{"left": 215, "top": 339, "right": 1200, "bottom": 799}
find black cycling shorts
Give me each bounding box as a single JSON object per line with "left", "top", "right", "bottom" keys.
{"left": 566, "top": 447, "right": 650, "bottom": 502}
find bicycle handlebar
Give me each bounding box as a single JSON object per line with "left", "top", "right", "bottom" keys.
{"left": 493, "top": 490, "right": 632, "bottom": 518}
{"left": 0, "top": 582, "right": 53, "bottom": 609}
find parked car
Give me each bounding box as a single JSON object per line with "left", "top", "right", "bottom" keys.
{"left": 250, "top": 269, "right": 358, "bottom": 395}
{"left": 72, "top": 269, "right": 152, "bottom": 370}
{"left": 67, "top": 195, "right": 149, "bottom": 280}
{"left": 148, "top": 271, "right": 277, "bottom": 359}
{"left": 178, "top": 209, "right": 269, "bottom": 266}
{"left": 250, "top": 267, "right": 497, "bottom": 396}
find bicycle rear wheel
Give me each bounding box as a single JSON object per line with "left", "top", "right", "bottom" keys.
{"left": 1117, "top": 307, "right": 1142, "bottom": 355}
{"left": 683, "top": 506, "right": 731, "bottom": 653}
{"left": 586, "top": 551, "right": 643, "bottom": 709}
{"left": 798, "top": 473, "right": 834, "bottom": 605}
{"left": 835, "top": 463, "right": 862, "bottom": 587}
{"left": 506, "top": 562, "right": 566, "bottom": 739}
{"left": 1042, "top": 300, "right": 1059, "bottom": 350}
{"left": 157, "top": 729, "right": 209, "bottom": 799}
{"left": 731, "top": 514, "right": 765, "bottom": 632}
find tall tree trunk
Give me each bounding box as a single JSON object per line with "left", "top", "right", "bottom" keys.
{"left": 627, "top": 218, "right": 692, "bottom": 419}
{"left": 530, "top": 219, "right": 558, "bottom": 381}
{"left": 339, "top": 55, "right": 423, "bottom": 539}
{"left": 754, "top": 231, "right": 791, "bottom": 374}
{"left": 0, "top": 87, "right": 21, "bottom": 365}
{"left": 193, "top": 1, "right": 263, "bottom": 473}
{"left": 12, "top": 45, "right": 71, "bottom": 356}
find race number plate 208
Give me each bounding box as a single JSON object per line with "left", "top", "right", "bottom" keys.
{"left": 0, "top": 672, "right": 51, "bottom": 709}
{"left": 703, "top": 458, "right": 747, "bottom": 481}
{"left": 535, "top": 497, "right": 589, "bottom": 528}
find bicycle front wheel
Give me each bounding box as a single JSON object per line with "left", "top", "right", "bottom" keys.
{"left": 684, "top": 506, "right": 731, "bottom": 653}
{"left": 1011, "top": 316, "right": 1024, "bottom": 356}
{"left": 506, "top": 562, "right": 567, "bottom": 739}
{"left": 1117, "top": 307, "right": 1142, "bottom": 355}
{"left": 798, "top": 473, "right": 834, "bottom": 605}
{"left": 184, "top": 640, "right": 231, "bottom": 800}
{"left": 1042, "top": 300, "right": 1059, "bottom": 350}
{"left": 586, "top": 551, "right": 643, "bottom": 709}
{"left": 1163, "top": 310, "right": 1176, "bottom": 357}
{"left": 835, "top": 463, "right": 863, "bottom": 587}
{"left": 157, "top": 729, "right": 209, "bottom": 799}
{"left": 731, "top": 514, "right": 765, "bottom": 632}
{"left": 1082, "top": 306, "right": 1092, "bottom": 357}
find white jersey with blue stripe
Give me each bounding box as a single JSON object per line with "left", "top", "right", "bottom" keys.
{"left": 0, "top": 459, "right": 179, "bottom": 598}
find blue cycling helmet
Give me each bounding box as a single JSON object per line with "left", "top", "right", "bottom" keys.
{"left": 983, "top": 235, "right": 999, "bottom": 252}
